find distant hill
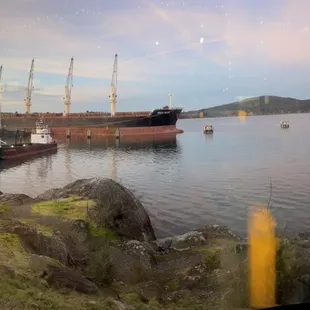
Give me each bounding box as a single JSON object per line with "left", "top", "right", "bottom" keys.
{"left": 180, "top": 96, "right": 310, "bottom": 118}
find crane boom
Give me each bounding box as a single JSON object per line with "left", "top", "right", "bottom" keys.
{"left": 24, "top": 59, "right": 34, "bottom": 114}
{"left": 64, "top": 57, "right": 74, "bottom": 115}
{"left": 109, "top": 54, "right": 118, "bottom": 116}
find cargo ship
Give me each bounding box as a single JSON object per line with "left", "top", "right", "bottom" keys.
{"left": 0, "top": 118, "right": 57, "bottom": 160}
{"left": 0, "top": 56, "right": 183, "bottom": 137}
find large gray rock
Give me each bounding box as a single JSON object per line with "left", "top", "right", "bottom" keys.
{"left": 35, "top": 178, "right": 101, "bottom": 201}
{"left": 4, "top": 221, "right": 71, "bottom": 266}
{"left": 107, "top": 240, "right": 155, "bottom": 285}
{"left": 37, "top": 178, "right": 156, "bottom": 242}
{"left": 87, "top": 179, "right": 156, "bottom": 242}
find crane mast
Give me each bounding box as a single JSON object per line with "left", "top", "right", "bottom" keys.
{"left": 168, "top": 92, "right": 173, "bottom": 108}
{"left": 24, "top": 59, "right": 34, "bottom": 114}
{"left": 109, "top": 54, "right": 118, "bottom": 117}
{"left": 64, "top": 57, "right": 74, "bottom": 115}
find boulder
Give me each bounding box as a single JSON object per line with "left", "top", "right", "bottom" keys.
{"left": 5, "top": 221, "right": 71, "bottom": 266}
{"left": 70, "top": 219, "right": 89, "bottom": 243}
{"left": 108, "top": 242, "right": 154, "bottom": 285}
{"left": 87, "top": 179, "right": 156, "bottom": 242}
{"left": 35, "top": 178, "right": 100, "bottom": 200}
{"left": 29, "top": 254, "right": 98, "bottom": 294}
{"left": 37, "top": 178, "right": 156, "bottom": 242}
{"left": 198, "top": 225, "right": 241, "bottom": 240}
{"left": 154, "top": 231, "right": 206, "bottom": 251}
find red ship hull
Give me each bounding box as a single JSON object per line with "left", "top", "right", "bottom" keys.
{"left": 51, "top": 125, "right": 183, "bottom": 136}
{"left": 1, "top": 107, "right": 183, "bottom": 137}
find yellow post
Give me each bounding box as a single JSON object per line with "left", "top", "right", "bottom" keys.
{"left": 248, "top": 205, "right": 276, "bottom": 308}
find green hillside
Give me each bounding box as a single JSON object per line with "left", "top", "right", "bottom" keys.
{"left": 180, "top": 96, "right": 310, "bottom": 118}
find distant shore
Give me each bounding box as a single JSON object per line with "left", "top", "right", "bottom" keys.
{"left": 180, "top": 111, "right": 308, "bottom": 119}
{"left": 180, "top": 95, "right": 310, "bottom": 119}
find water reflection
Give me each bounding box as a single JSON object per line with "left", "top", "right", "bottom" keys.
{"left": 64, "top": 146, "right": 72, "bottom": 179}
{"left": 204, "top": 133, "right": 214, "bottom": 142}
{"left": 36, "top": 153, "right": 54, "bottom": 178}
{"left": 111, "top": 149, "right": 117, "bottom": 181}
{"left": 56, "top": 134, "right": 180, "bottom": 154}
{"left": 55, "top": 134, "right": 181, "bottom": 183}
{"left": 0, "top": 149, "right": 57, "bottom": 172}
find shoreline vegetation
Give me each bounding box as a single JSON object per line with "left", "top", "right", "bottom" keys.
{"left": 1, "top": 178, "right": 310, "bottom": 309}
{"left": 180, "top": 95, "right": 310, "bottom": 119}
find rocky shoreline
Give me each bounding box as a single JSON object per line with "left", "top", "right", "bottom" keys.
{"left": 1, "top": 178, "right": 310, "bottom": 309}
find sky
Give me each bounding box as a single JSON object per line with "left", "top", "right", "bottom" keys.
{"left": 1, "top": 0, "right": 310, "bottom": 113}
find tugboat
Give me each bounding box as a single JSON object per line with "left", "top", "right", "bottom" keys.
{"left": 203, "top": 124, "right": 214, "bottom": 134}
{"left": 0, "top": 117, "right": 57, "bottom": 160}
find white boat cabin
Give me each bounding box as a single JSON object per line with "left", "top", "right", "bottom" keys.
{"left": 31, "top": 118, "right": 54, "bottom": 144}
{"left": 204, "top": 124, "right": 214, "bottom": 133}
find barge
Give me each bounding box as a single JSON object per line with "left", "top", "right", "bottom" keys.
{"left": 0, "top": 118, "right": 57, "bottom": 160}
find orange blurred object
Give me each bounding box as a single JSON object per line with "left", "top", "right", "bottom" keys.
{"left": 248, "top": 205, "right": 276, "bottom": 308}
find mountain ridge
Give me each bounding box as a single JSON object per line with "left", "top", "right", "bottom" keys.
{"left": 180, "top": 95, "right": 310, "bottom": 118}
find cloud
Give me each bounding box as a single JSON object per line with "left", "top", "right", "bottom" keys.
{"left": 1, "top": 0, "right": 310, "bottom": 112}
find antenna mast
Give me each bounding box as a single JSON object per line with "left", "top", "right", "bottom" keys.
{"left": 109, "top": 54, "right": 118, "bottom": 116}
{"left": 24, "top": 59, "right": 34, "bottom": 114}
{"left": 64, "top": 57, "right": 74, "bottom": 115}
{"left": 168, "top": 92, "right": 173, "bottom": 108}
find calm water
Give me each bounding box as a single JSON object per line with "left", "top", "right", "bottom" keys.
{"left": 1, "top": 114, "right": 310, "bottom": 238}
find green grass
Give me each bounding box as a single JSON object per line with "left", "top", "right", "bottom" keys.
{"left": 0, "top": 273, "right": 114, "bottom": 310}
{"left": 31, "top": 196, "right": 95, "bottom": 220}
{"left": 200, "top": 248, "right": 221, "bottom": 271}
{"left": 0, "top": 231, "right": 118, "bottom": 309}
{"left": 87, "top": 221, "right": 118, "bottom": 239}
{"left": 0, "top": 203, "right": 12, "bottom": 217}
{"left": 0, "top": 233, "right": 29, "bottom": 272}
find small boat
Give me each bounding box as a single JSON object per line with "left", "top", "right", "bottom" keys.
{"left": 0, "top": 117, "right": 57, "bottom": 160}
{"left": 280, "top": 120, "right": 289, "bottom": 128}
{"left": 203, "top": 124, "right": 213, "bottom": 134}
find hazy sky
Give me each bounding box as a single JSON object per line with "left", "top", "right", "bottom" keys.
{"left": 0, "top": 0, "right": 310, "bottom": 113}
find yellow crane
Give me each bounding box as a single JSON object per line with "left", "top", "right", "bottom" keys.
{"left": 109, "top": 54, "right": 118, "bottom": 117}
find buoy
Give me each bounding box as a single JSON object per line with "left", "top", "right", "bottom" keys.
{"left": 203, "top": 124, "right": 213, "bottom": 134}
{"left": 280, "top": 120, "right": 289, "bottom": 129}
